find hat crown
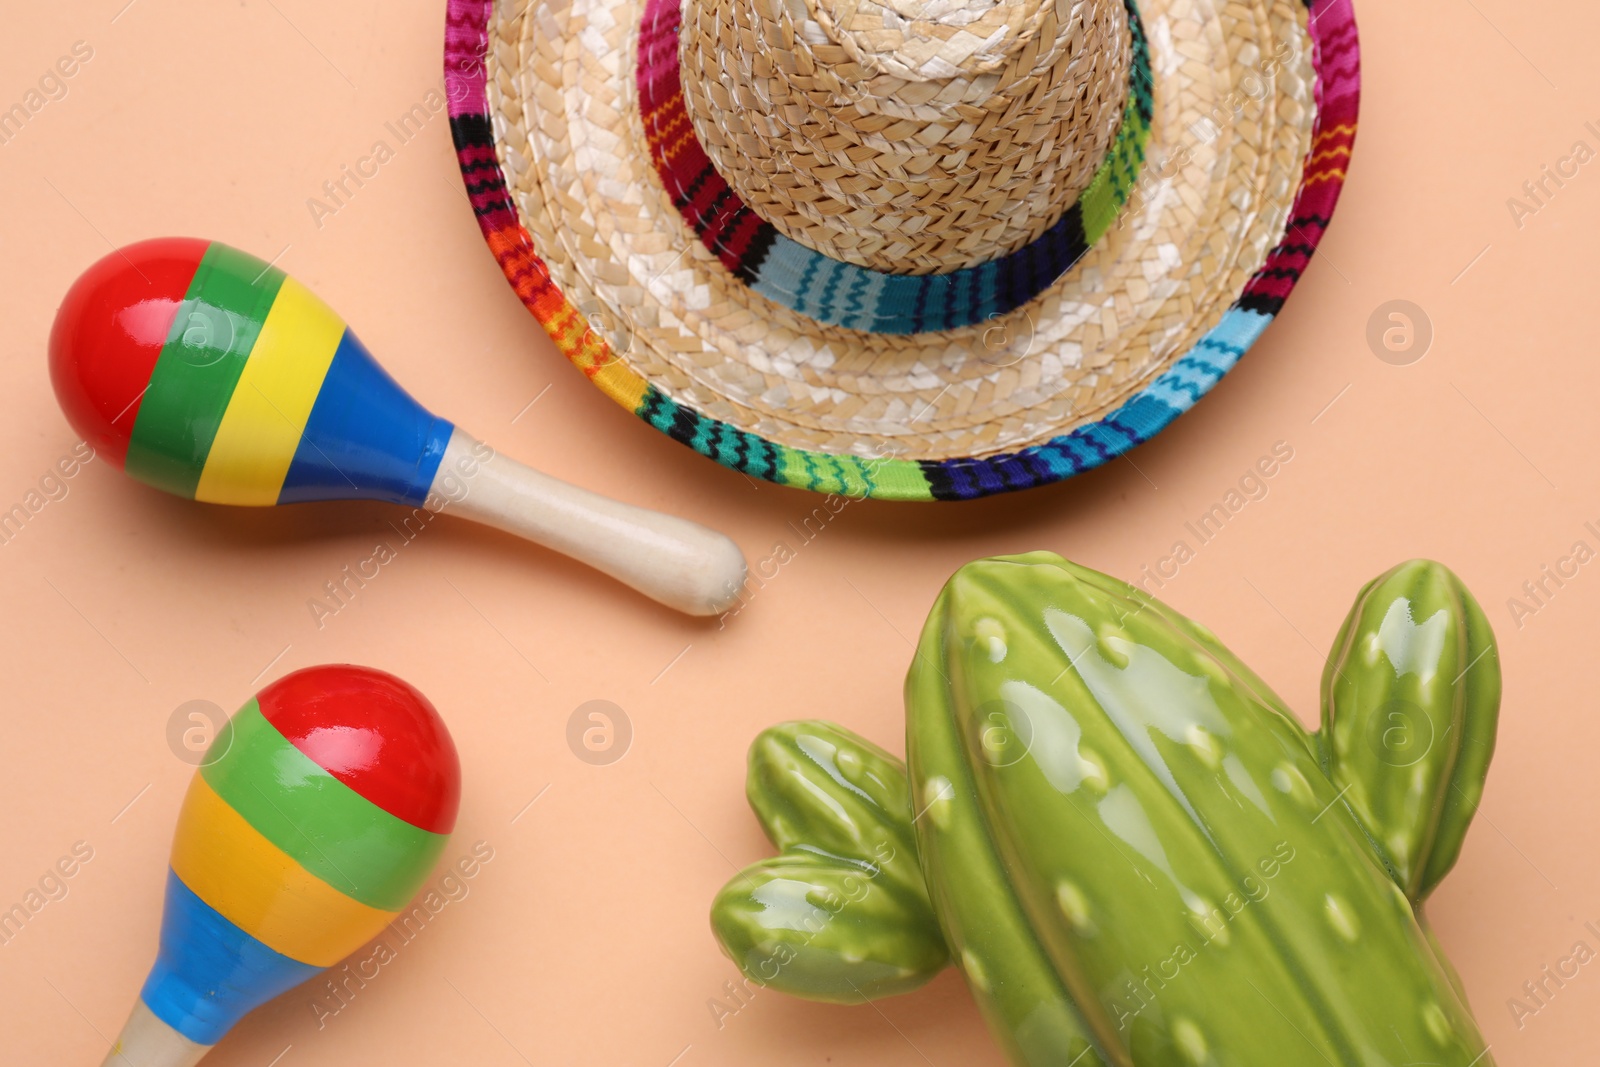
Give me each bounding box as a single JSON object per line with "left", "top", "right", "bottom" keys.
{"left": 678, "top": 0, "right": 1132, "bottom": 274}
{"left": 808, "top": 0, "right": 1052, "bottom": 81}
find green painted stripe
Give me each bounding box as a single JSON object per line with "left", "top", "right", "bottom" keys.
{"left": 126, "top": 244, "right": 287, "bottom": 498}
{"left": 201, "top": 700, "right": 447, "bottom": 911}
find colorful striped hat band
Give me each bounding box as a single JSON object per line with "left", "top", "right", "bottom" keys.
{"left": 639, "top": 0, "right": 1154, "bottom": 335}
{"left": 446, "top": 0, "right": 1359, "bottom": 500}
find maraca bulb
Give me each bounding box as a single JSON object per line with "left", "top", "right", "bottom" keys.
{"left": 51, "top": 237, "right": 752, "bottom": 617}
{"left": 109, "top": 666, "right": 459, "bottom": 1064}
{"left": 51, "top": 239, "right": 453, "bottom": 507}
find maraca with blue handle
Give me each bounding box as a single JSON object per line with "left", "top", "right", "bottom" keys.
{"left": 103, "top": 665, "right": 460, "bottom": 1066}
{"left": 51, "top": 238, "right": 747, "bottom": 615}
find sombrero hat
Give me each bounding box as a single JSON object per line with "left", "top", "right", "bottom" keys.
{"left": 444, "top": 0, "right": 1358, "bottom": 500}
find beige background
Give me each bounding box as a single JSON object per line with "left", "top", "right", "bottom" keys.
{"left": 0, "top": 1, "right": 1595, "bottom": 1064}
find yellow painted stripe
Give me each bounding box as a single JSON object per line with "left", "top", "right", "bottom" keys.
{"left": 170, "top": 775, "right": 397, "bottom": 967}
{"left": 194, "top": 277, "right": 345, "bottom": 505}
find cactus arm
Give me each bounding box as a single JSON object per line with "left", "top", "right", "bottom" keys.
{"left": 742, "top": 722, "right": 922, "bottom": 896}
{"left": 709, "top": 850, "right": 947, "bottom": 1002}
{"left": 1318, "top": 561, "right": 1502, "bottom": 903}
{"left": 1418, "top": 584, "right": 1500, "bottom": 898}
{"left": 709, "top": 722, "right": 948, "bottom": 1002}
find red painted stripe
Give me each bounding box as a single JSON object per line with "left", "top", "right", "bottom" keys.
{"left": 48, "top": 237, "right": 209, "bottom": 468}
{"left": 257, "top": 665, "right": 461, "bottom": 834}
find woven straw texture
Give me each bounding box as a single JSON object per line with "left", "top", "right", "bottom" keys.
{"left": 679, "top": 0, "right": 1134, "bottom": 274}
{"left": 444, "top": 0, "right": 1359, "bottom": 500}
{"left": 640, "top": 0, "right": 1153, "bottom": 335}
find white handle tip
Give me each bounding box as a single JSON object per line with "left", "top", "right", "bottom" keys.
{"left": 101, "top": 1001, "right": 210, "bottom": 1067}
{"left": 673, "top": 532, "right": 749, "bottom": 617}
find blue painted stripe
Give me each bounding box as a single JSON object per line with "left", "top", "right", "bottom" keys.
{"left": 277, "top": 329, "right": 453, "bottom": 506}
{"left": 141, "top": 869, "right": 322, "bottom": 1046}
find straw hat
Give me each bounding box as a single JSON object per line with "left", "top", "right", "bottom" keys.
{"left": 445, "top": 0, "right": 1358, "bottom": 500}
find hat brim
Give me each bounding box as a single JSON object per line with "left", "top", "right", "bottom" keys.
{"left": 445, "top": 0, "right": 1359, "bottom": 500}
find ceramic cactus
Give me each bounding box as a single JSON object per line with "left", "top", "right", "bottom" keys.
{"left": 710, "top": 552, "right": 1500, "bottom": 1066}
{"left": 709, "top": 722, "right": 948, "bottom": 1002}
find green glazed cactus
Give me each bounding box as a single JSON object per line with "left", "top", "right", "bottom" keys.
{"left": 709, "top": 721, "right": 948, "bottom": 1002}
{"left": 710, "top": 552, "right": 1500, "bottom": 1065}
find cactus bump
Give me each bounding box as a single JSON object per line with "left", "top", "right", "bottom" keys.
{"left": 711, "top": 552, "right": 1501, "bottom": 1066}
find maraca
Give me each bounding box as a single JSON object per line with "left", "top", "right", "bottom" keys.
{"left": 49, "top": 238, "right": 747, "bottom": 616}
{"left": 104, "top": 665, "right": 460, "bottom": 1066}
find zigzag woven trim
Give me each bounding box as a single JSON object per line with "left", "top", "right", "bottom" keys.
{"left": 637, "top": 0, "right": 1153, "bottom": 336}
{"left": 445, "top": 0, "right": 1360, "bottom": 501}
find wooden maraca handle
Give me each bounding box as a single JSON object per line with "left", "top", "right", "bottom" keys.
{"left": 437, "top": 430, "right": 747, "bottom": 616}
{"left": 101, "top": 1002, "right": 208, "bottom": 1067}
